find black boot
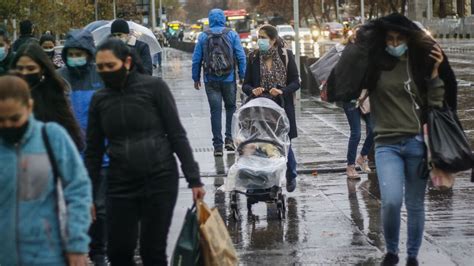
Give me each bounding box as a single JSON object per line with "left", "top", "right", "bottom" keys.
{"left": 381, "top": 253, "right": 399, "bottom": 266}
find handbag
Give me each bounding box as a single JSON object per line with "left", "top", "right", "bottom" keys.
{"left": 42, "top": 125, "right": 68, "bottom": 255}
{"left": 427, "top": 107, "right": 474, "bottom": 173}
{"left": 171, "top": 205, "right": 201, "bottom": 266}
{"left": 357, "top": 89, "right": 370, "bottom": 114}
{"left": 197, "top": 200, "right": 238, "bottom": 266}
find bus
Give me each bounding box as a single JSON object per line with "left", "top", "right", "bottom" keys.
{"left": 224, "top": 9, "right": 252, "bottom": 41}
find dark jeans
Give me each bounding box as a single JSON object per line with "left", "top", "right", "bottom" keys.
{"left": 106, "top": 179, "right": 178, "bottom": 266}
{"left": 89, "top": 168, "right": 108, "bottom": 260}
{"left": 286, "top": 145, "right": 297, "bottom": 180}
{"left": 205, "top": 81, "right": 237, "bottom": 148}
{"left": 342, "top": 102, "right": 374, "bottom": 165}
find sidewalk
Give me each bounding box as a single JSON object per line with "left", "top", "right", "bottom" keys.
{"left": 161, "top": 48, "right": 473, "bottom": 265}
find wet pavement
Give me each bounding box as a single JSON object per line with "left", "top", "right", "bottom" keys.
{"left": 157, "top": 47, "right": 474, "bottom": 265}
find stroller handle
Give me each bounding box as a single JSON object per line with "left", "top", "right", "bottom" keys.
{"left": 245, "top": 87, "right": 285, "bottom": 107}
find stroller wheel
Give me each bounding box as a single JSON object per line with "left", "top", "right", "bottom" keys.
{"left": 277, "top": 194, "right": 286, "bottom": 220}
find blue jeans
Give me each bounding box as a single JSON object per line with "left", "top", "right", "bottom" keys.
{"left": 205, "top": 81, "right": 237, "bottom": 148}
{"left": 343, "top": 102, "right": 374, "bottom": 165}
{"left": 287, "top": 145, "right": 297, "bottom": 180}
{"left": 375, "top": 136, "right": 428, "bottom": 258}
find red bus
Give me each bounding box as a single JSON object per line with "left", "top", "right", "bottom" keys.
{"left": 224, "top": 9, "right": 252, "bottom": 40}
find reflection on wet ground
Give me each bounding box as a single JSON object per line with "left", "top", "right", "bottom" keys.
{"left": 163, "top": 46, "right": 473, "bottom": 265}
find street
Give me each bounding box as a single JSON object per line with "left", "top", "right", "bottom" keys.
{"left": 160, "top": 46, "right": 474, "bottom": 265}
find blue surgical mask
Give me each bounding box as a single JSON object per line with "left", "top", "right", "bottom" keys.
{"left": 385, "top": 43, "right": 408, "bottom": 57}
{"left": 0, "top": 47, "right": 7, "bottom": 61}
{"left": 67, "top": 57, "right": 87, "bottom": 67}
{"left": 257, "top": 39, "right": 270, "bottom": 52}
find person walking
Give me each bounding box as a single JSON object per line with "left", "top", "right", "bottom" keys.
{"left": 57, "top": 29, "right": 108, "bottom": 266}
{"left": 85, "top": 39, "right": 205, "bottom": 266}
{"left": 192, "top": 8, "right": 246, "bottom": 156}
{"left": 110, "top": 19, "right": 153, "bottom": 75}
{"left": 0, "top": 75, "right": 92, "bottom": 266}
{"left": 356, "top": 14, "right": 456, "bottom": 266}
{"left": 0, "top": 29, "right": 15, "bottom": 75}
{"left": 11, "top": 43, "right": 83, "bottom": 150}
{"left": 40, "top": 33, "right": 64, "bottom": 69}
{"left": 242, "top": 24, "right": 300, "bottom": 192}
{"left": 12, "top": 20, "right": 38, "bottom": 52}
{"left": 340, "top": 28, "right": 374, "bottom": 179}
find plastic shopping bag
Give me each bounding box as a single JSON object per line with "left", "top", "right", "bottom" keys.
{"left": 171, "top": 205, "right": 201, "bottom": 266}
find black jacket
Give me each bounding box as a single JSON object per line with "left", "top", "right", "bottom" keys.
{"left": 243, "top": 48, "right": 300, "bottom": 139}
{"left": 327, "top": 13, "right": 458, "bottom": 110}
{"left": 131, "top": 40, "right": 153, "bottom": 76}
{"left": 12, "top": 35, "right": 38, "bottom": 52}
{"left": 85, "top": 71, "right": 202, "bottom": 198}
{"left": 0, "top": 50, "right": 15, "bottom": 75}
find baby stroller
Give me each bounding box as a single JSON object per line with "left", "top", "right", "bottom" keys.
{"left": 225, "top": 94, "right": 291, "bottom": 220}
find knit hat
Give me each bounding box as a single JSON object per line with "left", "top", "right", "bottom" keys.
{"left": 111, "top": 19, "right": 130, "bottom": 34}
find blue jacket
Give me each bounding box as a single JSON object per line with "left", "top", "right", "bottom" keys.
{"left": 0, "top": 117, "right": 92, "bottom": 265}
{"left": 58, "top": 30, "right": 109, "bottom": 166}
{"left": 192, "top": 9, "right": 246, "bottom": 83}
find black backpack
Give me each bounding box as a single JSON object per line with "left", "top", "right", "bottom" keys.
{"left": 203, "top": 28, "right": 234, "bottom": 77}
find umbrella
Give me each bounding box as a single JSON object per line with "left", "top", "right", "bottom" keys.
{"left": 84, "top": 20, "right": 110, "bottom": 33}
{"left": 309, "top": 43, "right": 345, "bottom": 87}
{"left": 91, "top": 20, "right": 162, "bottom": 55}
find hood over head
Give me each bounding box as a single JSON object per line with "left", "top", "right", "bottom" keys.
{"left": 208, "top": 9, "right": 226, "bottom": 28}
{"left": 61, "top": 29, "right": 96, "bottom": 63}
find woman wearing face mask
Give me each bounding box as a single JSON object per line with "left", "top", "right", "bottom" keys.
{"left": 11, "top": 43, "right": 83, "bottom": 150}
{"left": 339, "top": 26, "right": 375, "bottom": 179}
{"left": 242, "top": 24, "right": 300, "bottom": 193}
{"left": 0, "top": 75, "right": 92, "bottom": 266}
{"left": 357, "top": 14, "right": 456, "bottom": 266}
{"left": 0, "top": 29, "right": 15, "bottom": 75}
{"left": 40, "top": 33, "right": 64, "bottom": 69}
{"left": 85, "top": 39, "right": 205, "bottom": 265}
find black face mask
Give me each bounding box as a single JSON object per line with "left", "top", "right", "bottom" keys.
{"left": 0, "top": 121, "right": 29, "bottom": 144}
{"left": 45, "top": 51, "right": 55, "bottom": 59}
{"left": 99, "top": 66, "right": 128, "bottom": 90}
{"left": 23, "top": 73, "right": 42, "bottom": 88}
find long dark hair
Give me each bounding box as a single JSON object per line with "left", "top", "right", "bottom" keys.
{"left": 96, "top": 38, "right": 146, "bottom": 74}
{"left": 11, "top": 43, "right": 83, "bottom": 150}
{"left": 259, "top": 24, "right": 286, "bottom": 48}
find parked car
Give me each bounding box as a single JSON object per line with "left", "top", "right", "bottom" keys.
{"left": 277, "top": 24, "right": 295, "bottom": 41}
{"left": 299, "top": 27, "right": 313, "bottom": 42}
{"left": 321, "top": 22, "right": 344, "bottom": 40}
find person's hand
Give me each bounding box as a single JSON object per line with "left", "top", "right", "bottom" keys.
{"left": 429, "top": 44, "right": 444, "bottom": 79}
{"left": 194, "top": 81, "right": 201, "bottom": 90}
{"left": 66, "top": 253, "right": 88, "bottom": 266}
{"left": 252, "top": 87, "right": 265, "bottom": 96}
{"left": 269, "top": 88, "right": 283, "bottom": 97}
{"left": 90, "top": 204, "right": 96, "bottom": 222}
{"left": 192, "top": 186, "right": 206, "bottom": 201}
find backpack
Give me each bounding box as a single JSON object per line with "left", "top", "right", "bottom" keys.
{"left": 203, "top": 28, "right": 234, "bottom": 77}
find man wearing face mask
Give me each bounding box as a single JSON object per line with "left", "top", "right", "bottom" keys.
{"left": 0, "top": 30, "right": 15, "bottom": 76}
{"left": 57, "top": 29, "right": 108, "bottom": 266}
{"left": 110, "top": 19, "right": 153, "bottom": 75}
{"left": 40, "top": 33, "right": 64, "bottom": 69}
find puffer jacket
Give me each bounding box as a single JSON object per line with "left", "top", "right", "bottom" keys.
{"left": 0, "top": 116, "right": 92, "bottom": 266}
{"left": 57, "top": 30, "right": 108, "bottom": 168}
{"left": 85, "top": 70, "right": 202, "bottom": 198}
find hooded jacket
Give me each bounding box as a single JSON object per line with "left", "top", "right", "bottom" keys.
{"left": 0, "top": 48, "right": 15, "bottom": 75}
{"left": 58, "top": 30, "right": 106, "bottom": 154}
{"left": 0, "top": 117, "right": 92, "bottom": 265}
{"left": 327, "top": 13, "right": 457, "bottom": 110}
{"left": 192, "top": 9, "right": 246, "bottom": 83}
{"left": 85, "top": 71, "right": 202, "bottom": 198}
